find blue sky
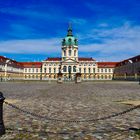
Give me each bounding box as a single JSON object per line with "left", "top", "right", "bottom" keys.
{"left": 0, "top": 0, "right": 140, "bottom": 61}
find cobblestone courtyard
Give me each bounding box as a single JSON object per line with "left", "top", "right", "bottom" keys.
{"left": 0, "top": 81, "right": 140, "bottom": 140}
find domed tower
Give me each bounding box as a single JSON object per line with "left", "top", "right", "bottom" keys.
{"left": 61, "top": 24, "right": 78, "bottom": 61}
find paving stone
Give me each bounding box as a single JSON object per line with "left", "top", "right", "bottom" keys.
{"left": 0, "top": 82, "right": 140, "bottom": 140}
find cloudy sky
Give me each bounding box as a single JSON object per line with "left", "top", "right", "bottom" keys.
{"left": 0, "top": 0, "right": 140, "bottom": 62}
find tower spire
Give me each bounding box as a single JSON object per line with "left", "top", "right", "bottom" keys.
{"left": 67, "top": 22, "right": 73, "bottom": 36}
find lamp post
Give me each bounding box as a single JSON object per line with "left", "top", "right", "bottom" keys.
{"left": 4, "top": 60, "right": 10, "bottom": 81}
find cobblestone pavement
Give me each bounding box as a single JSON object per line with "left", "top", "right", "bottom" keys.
{"left": 0, "top": 81, "right": 140, "bottom": 140}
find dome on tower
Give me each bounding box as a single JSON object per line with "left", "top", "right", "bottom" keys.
{"left": 62, "top": 24, "right": 78, "bottom": 46}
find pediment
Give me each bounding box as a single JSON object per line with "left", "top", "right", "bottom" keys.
{"left": 62, "top": 58, "right": 78, "bottom": 63}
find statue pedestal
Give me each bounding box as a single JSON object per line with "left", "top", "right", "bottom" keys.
{"left": 57, "top": 73, "right": 63, "bottom": 83}
{"left": 75, "top": 73, "right": 82, "bottom": 83}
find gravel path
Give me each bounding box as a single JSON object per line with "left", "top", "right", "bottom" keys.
{"left": 0, "top": 81, "right": 140, "bottom": 140}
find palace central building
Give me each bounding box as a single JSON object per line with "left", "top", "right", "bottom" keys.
{"left": 0, "top": 25, "right": 120, "bottom": 81}
{"left": 22, "top": 25, "right": 117, "bottom": 81}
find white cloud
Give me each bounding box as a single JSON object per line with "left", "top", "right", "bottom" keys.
{"left": 79, "top": 22, "right": 140, "bottom": 61}
{"left": 0, "top": 38, "right": 61, "bottom": 54}
{"left": 0, "top": 21, "right": 139, "bottom": 61}
{"left": 0, "top": 7, "right": 62, "bottom": 21}
{"left": 69, "top": 18, "right": 87, "bottom": 25}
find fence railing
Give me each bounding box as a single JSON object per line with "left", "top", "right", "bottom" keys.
{"left": 0, "top": 91, "right": 140, "bottom": 137}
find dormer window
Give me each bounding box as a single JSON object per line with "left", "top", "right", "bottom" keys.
{"left": 62, "top": 39, "right": 65, "bottom": 46}
{"left": 68, "top": 38, "right": 71, "bottom": 42}
{"left": 74, "top": 39, "right": 78, "bottom": 45}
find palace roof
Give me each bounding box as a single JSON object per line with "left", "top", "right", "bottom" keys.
{"left": 97, "top": 62, "right": 118, "bottom": 68}
{"left": 116, "top": 55, "right": 140, "bottom": 67}
{"left": 0, "top": 56, "right": 23, "bottom": 68}
{"left": 0, "top": 56, "right": 8, "bottom": 62}
{"left": 45, "top": 57, "right": 61, "bottom": 61}
{"left": 45, "top": 57, "right": 95, "bottom": 61}
{"left": 78, "top": 57, "right": 95, "bottom": 61}
{"left": 20, "top": 62, "right": 42, "bottom": 68}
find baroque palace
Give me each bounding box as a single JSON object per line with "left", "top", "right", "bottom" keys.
{"left": 0, "top": 25, "right": 140, "bottom": 81}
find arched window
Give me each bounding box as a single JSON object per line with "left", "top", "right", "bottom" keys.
{"left": 64, "top": 50, "right": 66, "bottom": 56}
{"left": 88, "top": 68, "right": 91, "bottom": 73}
{"left": 63, "top": 66, "right": 67, "bottom": 72}
{"left": 84, "top": 68, "right": 86, "bottom": 73}
{"left": 68, "top": 66, "right": 72, "bottom": 73}
{"left": 74, "top": 50, "right": 76, "bottom": 56}
{"left": 73, "top": 66, "right": 76, "bottom": 72}
{"left": 69, "top": 50, "right": 71, "bottom": 56}
{"left": 68, "top": 38, "right": 71, "bottom": 42}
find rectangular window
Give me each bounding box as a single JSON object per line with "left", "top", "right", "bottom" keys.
{"left": 69, "top": 50, "right": 71, "bottom": 56}
{"left": 112, "top": 69, "right": 114, "bottom": 72}
{"left": 49, "top": 68, "right": 51, "bottom": 73}
{"left": 44, "top": 68, "right": 46, "bottom": 73}
{"left": 79, "top": 68, "right": 81, "bottom": 73}
{"left": 74, "top": 50, "right": 76, "bottom": 56}
{"left": 36, "top": 68, "right": 38, "bottom": 73}
{"left": 64, "top": 50, "right": 66, "bottom": 56}
{"left": 101, "top": 69, "right": 103, "bottom": 73}
{"left": 93, "top": 68, "right": 95, "bottom": 73}
{"left": 54, "top": 68, "right": 56, "bottom": 73}
{"left": 88, "top": 68, "right": 90, "bottom": 73}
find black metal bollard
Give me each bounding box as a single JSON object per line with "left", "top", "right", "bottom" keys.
{"left": 0, "top": 92, "right": 5, "bottom": 136}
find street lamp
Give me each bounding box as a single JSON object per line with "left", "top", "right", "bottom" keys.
{"left": 4, "top": 60, "right": 10, "bottom": 81}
